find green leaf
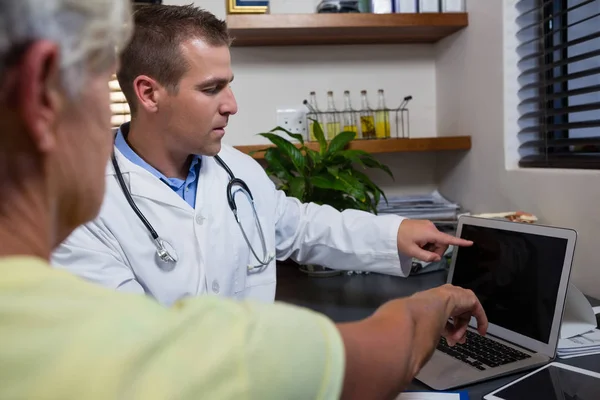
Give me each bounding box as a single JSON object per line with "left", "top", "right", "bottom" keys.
{"left": 306, "top": 148, "right": 322, "bottom": 167}
{"left": 327, "top": 131, "right": 356, "bottom": 155}
{"left": 309, "top": 118, "right": 327, "bottom": 156}
{"left": 267, "top": 147, "right": 296, "bottom": 173}
{"left": 344, "top": 197, "right": 370, "bottom": 212}
{"left": 248, "top": 147, "right": 271, "bottom": 157}
{"left": 288, "top": 176, "right": 306, "bottom": 201}
{"left": 314, "top": 170, "right": 367, "bottom": 203}
{"left": 263, "top": 148, "right": 293, "bottom": 181}
{"left": 350, "top": 169, "right": 387, "bottom": 208}
{"left": 371, "top": 191, "right": 381, "bottom": 212}
{"left": 329, "top": 150, "right": 372, "bottom": 170}
{"left": 333, "top": 150, "right": 392, "bottom": 180}
{"left": 326, "top": 166, "right": 340, "bottom": 178}
{"left": 270, "top": 125, "right": 304, "bottom": 146}
{"left": 335, "top": 171, "right": 367, "bottom": 203}
{"left": 311, "top": 174, "right": 347, "bottom": 192}
{"left": 258, "top": 133, "right": 306, "bottom": 173}
{"left": 336, "top": 149, "right": 370, "bottom": 163}
{"left": 360, "top": 155, "right": 394, "bottom": 179}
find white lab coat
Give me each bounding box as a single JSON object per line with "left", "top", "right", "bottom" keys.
{"left": 52, "top": 144, "right": 412, "bottom": 306}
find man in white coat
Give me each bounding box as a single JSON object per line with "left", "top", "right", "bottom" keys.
{"left": 52, "top": 4, "right": 472, "bottom": 307}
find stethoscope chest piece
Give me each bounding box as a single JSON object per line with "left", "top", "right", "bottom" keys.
{"left": 154, "top": 238, "right": 178, "bottom": 272}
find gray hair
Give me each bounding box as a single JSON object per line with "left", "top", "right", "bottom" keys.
{"left": 0, "top": 0, "right": 132, "bottom": 97}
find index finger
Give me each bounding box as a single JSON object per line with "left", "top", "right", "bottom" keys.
{"left": 436, "top": 232, "right": 473, "bottom": 247}
{"left": 471, "top": 300, "right": 488, "bottom": 336}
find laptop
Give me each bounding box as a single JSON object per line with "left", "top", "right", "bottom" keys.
{"left": 416, "top": 215, "right": 577, "bottom": 390}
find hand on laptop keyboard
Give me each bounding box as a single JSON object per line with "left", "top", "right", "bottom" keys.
{"left": 407, "top": 283, "right": 489, "bottom": 346}
{"left": 337, "top": 284, "right": 488, "bottom": 398}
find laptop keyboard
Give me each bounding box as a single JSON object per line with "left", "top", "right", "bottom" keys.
{"left": 437, "top": 330, "right": 531, "bottom": 370}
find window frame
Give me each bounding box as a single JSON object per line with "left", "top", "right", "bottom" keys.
{"left": 518, "top": 0, "right": 600, "bottom": 169}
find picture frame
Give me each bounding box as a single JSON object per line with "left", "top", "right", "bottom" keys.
{"left": 226, "top": 0, "right": 269, "bottom": 14}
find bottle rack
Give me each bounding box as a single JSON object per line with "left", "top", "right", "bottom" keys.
{"left": 304, "top": 96, "right": 412, "bottom": 142}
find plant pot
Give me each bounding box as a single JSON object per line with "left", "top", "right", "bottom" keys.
{"left": 298, "top": 264, "right": 343, "bottom": 277}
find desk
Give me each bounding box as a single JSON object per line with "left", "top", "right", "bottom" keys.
{"left": 275, "top": 264, "right": 600, "bottom": 399}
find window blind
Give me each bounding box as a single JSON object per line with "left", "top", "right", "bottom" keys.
{"left": 517, "top": 0, "right": 600, "bottom": 169}
{"left": 109, "top": 75, "right": 130, "bottom": 129}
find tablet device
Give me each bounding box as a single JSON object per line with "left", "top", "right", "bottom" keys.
{"left": 484, "top": 362, "right": 600, "bottom": 400}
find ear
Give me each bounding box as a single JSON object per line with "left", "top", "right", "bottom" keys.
{"left": 16, "top": 40, "right": 63, "bottom": 153}
{"left": 133, "top": 75, "right": 162, "bottom": 114}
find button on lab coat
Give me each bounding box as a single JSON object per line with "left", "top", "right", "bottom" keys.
{"left": 52, "top": 145, "right": 412, "bottom": 306}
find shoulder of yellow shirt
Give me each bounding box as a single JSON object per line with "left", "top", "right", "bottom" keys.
{"left": 0, "top": 256, "right": 345, "bottom": 400}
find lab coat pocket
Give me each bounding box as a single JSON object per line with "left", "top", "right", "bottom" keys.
{"left": 242, "top": 272, "right": 276, "bottom": 302}
{"left": 229, "top": 186, "right": 276, "bottom": 296}
{"left": 233, "top": 212, "right": 276, "bottom": 293}
{"left": 238, "top": 256, "right": 276, "bottom": 303}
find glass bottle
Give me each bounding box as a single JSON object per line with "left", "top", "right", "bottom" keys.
{"left": 359, "top": 90, "right": 376, "bottom": 139}
{"left": 325, "top": 91, "right": 340, "bottom": 140}
{"left": 375, "top": 89, "right": 391, "bottom": 139}
{"left": 307, "top": 91, "right": 322, "bottom": 142}
{"left": 358, "top": 0, "right": 371, "bottom": 12}
{"left": 341, "top": 91, "right": 358, "bottom": 136}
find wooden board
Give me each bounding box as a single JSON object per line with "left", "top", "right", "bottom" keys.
{"left": 227, "top": 13, "right": 468, "bottom": 46}
{"left": 235, "top": 136, "right": 472, "bottom": 159}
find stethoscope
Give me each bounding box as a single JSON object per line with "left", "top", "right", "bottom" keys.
{"left": 111, "top": 152, "right": 274, "bottom": 272}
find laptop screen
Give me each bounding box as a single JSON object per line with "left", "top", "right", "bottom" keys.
{"left": 451, "top": 223, "right": 568, "bottom": 344}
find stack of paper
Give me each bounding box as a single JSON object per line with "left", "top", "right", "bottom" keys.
{"left": 396, "top": 391, "right": 468, "bottom": 399}
{"left": 557, "top": 329, "right": 600, "bottom": 359}
{"left": 377, "top": 190, "right": 462, "bottom": 221}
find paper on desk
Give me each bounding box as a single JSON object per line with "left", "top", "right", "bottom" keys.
{"left": 559, "top": 349, "right": 600, "bottom": 359}
{"left": 376, "top": 190, "right": 461, "bottom": 221}
{"left": 558, "top": 329, "right": 600, "bottom": 350}
{"left": 560, "top": 284, "right": 598, "bottom": 339}
{"left": 396, "top": 392, "right": 464, "bottom": 399}
{"left": 557, "top": 329, "right": 600, "bottom": 359}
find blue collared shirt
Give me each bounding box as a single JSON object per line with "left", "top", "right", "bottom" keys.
{"left": 115, "top": 128, "right": 201, "bottom": 209}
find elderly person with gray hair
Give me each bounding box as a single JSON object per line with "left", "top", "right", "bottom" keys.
{"left": 0, "top": 1, "right": 487, "bottom": 399}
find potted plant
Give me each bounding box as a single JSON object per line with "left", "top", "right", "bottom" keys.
{"left": 252, "top": 121, "right": 394, "bottom": 276}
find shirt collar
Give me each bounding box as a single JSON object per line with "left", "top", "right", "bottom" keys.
{"left": 114, "top": 123, "right": 201, "bottom": 190}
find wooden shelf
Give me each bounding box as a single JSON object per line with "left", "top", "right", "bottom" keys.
{"left": 235, "top": 136, "right": 471, "bottom": 159}
{"left": 227, "top": 13, "right": 468, "bottom": 46}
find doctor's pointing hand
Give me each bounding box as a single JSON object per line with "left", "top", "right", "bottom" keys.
{"left": 397, "top": 219, "right": 473, "bottom": 262}
{"left": 51, "top": 5, "right": 472, "bottom": 307}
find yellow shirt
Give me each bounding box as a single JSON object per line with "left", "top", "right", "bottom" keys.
{"left": 0, "top": 257, "right": 344, "bottom": 399}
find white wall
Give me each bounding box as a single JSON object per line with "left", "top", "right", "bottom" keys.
{"left": 165, "top": 0, "right": 441, "bottom": 195}
{"left": 435, "top": 0, "right": 600, "bottom": 298}
{"left": 227, "top": 44, "right": 437, "bottom": 145}
{"left": 166, "top": 0, "right": 227, "bottom": 19}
